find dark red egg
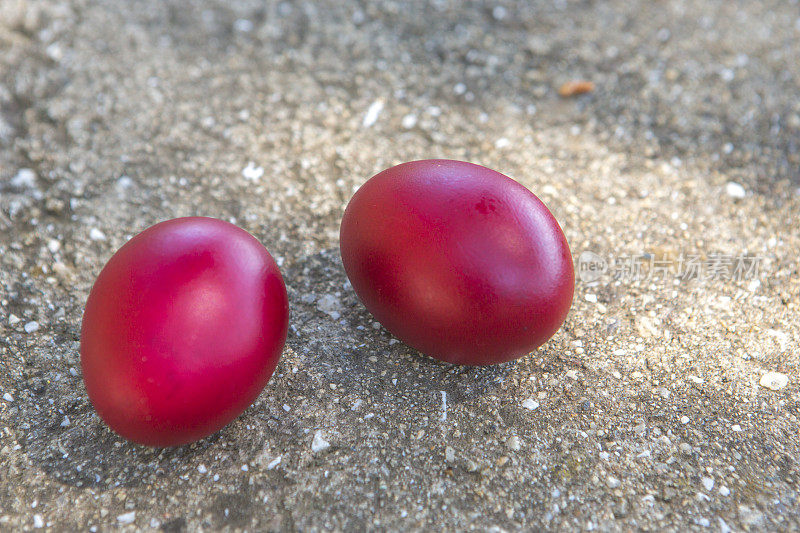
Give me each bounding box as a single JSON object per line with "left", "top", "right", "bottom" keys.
{"left": 80, "top": 217, "right": 288, "bottom": 447}
{"left": 339, "top": 159, "right": 574, "bottom": 366}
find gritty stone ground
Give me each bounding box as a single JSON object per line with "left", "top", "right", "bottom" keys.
{"left": 1, "top": 0, "right": 800, "bottom": 531}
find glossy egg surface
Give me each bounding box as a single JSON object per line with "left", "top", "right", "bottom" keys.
{"left": 340, "top": 159, "right": 573, "bottom": 365}
{"left": 81, "top": 217, "right": 288, "bottom": 446}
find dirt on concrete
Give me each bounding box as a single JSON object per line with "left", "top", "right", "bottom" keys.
{"left": 1, "top": 0, "right": 800, "bottom": 530}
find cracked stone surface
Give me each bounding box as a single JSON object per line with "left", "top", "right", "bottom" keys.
{"left": 1, "top": 0, "right": 800, "bottom": 530}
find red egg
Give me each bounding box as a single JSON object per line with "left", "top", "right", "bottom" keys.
{"left": 340, "top": 159, "right": 574, "bottom": 366}
{"left": 80, "top": 217, "right": 288, "bottom": 447}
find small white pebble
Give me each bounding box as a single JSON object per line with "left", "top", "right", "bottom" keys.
{"left": 242, "top": 161, "right": 264, "bottom": 181}
{"left": 688, "top": 376, "right": 705, "bottom": 385}
{"left": 60, "top": 415, "right": 70, "bottom": 427}
{"left": 8, "top": 314, "right": 20, "bottom": 325}
{"left": 362, "top": 99, "right": 384, "bottom": 128}
{"left": 444, "top": 446, "right": 455, "bottom": 462}
{"left": 725, "top": 182, "right": 746, "bottom": 199}
{"left": 116, "top": 176, "right": 134, "bottom": 191}
{"left": 33, "top": 515, "right": 44, "bottom": 529}
{"left": 89, "top": 228, "right": 107, "bottom": 241}
{"left": 266, "top": 456, "right": 281, "bottom": 470}
{"left": 11, "top": 168, "right": 37, "bottom": 189}
{"left": 311, "top": 430, "right": 330, "bottom": 453}
{"left": 47, "top": 239, "right": 61, "bottom": 253}
{"left": 506, "top": 436, "right": 521, "bottom": 451}
{"left": 731, "top": 424, "right": 742, "bottom": 432}
{"left": 316, "top": 294, "right": 341, "bottom": 320}
{"left": 2, "top": 393, "right": 13, "bottom": 402}
{"left": 197, "top": 464, "right": 207, "bottom": 474}
{"left": 401, "top": 113, "right": 417, "bottom": 129}
{"left": 720, "top": 68, "right": 735, "bottom": 82}
{"left": 759, "top": 371, "right": 788, "bottom": 391}
{"left": 584, "top": 294, "right": 598, "bottom": 303}
{"left": 599, "top": 451, "right": 610, "bottom": 461}
{"left": 233, "top": 18, "right": 254, "bottom": 32}
{"left": 719, "top": 486, "right": 730, "bottom": 497}
{"left": 680, "top": 416, "right": 690, "bottom": 424}
{"left": 606, "top": 476, "right": 620, "bottom": 488}
{"left": 492, "top": 5, "right": 508, "bottom": 20}
{"left": 565, "top": 369, "right": 578, "bottom": 380}
{"left": 495, "top": 137, "right": 511, "bottom": 149}
{"left": 282, "top": 404, "right": 291, "bottom": 412}
{"left": 24, "top": 321, "right": 40, "bottom": 333}
{"left": 522, "top": 398, "right": 539, "bottom": 410}
{"left": 117, "top": 511, "right": 136, "bottom": 524}
{"left": 241, "top": 464, "right": 249, "bottom": 471}
{"left": 702, "top": 477, "right": 714, "bottom": 491}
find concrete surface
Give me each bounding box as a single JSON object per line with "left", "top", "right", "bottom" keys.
{"left": 1, "top": 0, "right": 800, "bottom": 530}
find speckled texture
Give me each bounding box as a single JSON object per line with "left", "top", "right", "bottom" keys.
{"left": 1, "top": 1, "right": 799, "bottom": 531}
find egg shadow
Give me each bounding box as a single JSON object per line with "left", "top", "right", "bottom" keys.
{"left": 282, "top": 248, "right": 564, "bottom": 409}
{"left": 15, "top": 365, "right": 224, "bottom": 489}
{"left": 20, "top": 247, "right": 573, "bottom": 490}
{"left": 15, "top": 339, "right": 287, "bottom": 490}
